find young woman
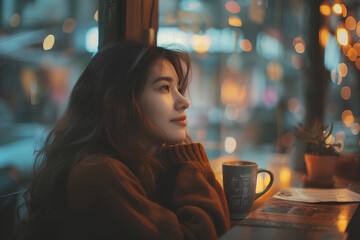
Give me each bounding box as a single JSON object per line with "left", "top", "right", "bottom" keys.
{"left": 19, "top": 41, "right": 230, "bottom": 239}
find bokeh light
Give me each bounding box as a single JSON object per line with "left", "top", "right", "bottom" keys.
{"left": 325, "top": 135, "right": 335, "bottom": 145}
{"left": 342, "top": 110, "right": 354, "bottom": 127}
{"left": 336, "top": 131, "right": 346, "bottom": 141}
{"left": 353, "top": 43, "right": 360, "bottom": 55}
{"left": 347, "top": 48, "right": 357, "bottom": 61}
{"left": 62, "top": 18, "right": 77, "bottom": 33}
{"left": 355, "top": 58, "right": 360, "bottom": 70}
{"left": 342, "top": 44, "right": 351, "bottom": 55}
{"left": 190, "top": 34, "right": 212, "bottom": 53}
{"left": 225, "top": 1, "right": 241, "bottom": 14}
{"left": 43, "top": 34, "right": 55, "bottom": 50}
{"left": 331, "top": 70, "right": 342, "bottom": 85}
{"left": 319, "top": 27, "right": 330, "bottom": 47}
{"left": 94, "top": 10, "right": 98, "bottom": 21}
{"left": 266, "top": 62, "right": 283, "bottom": 81}
{"left": 293, "top": 37, "right": 306, "bottom": 53}
{"left": 341, "top": 86, "right": 351, "bottom": 100}
{"left": 288, "top": 98, "right": 300, "bottom": 113}
{"left": 228, "top": 16, "right": 242, "bottom": 27}
{"left": 224, "top": 136, "right": 237, "bottom": 153}
{"left": 357, "top": 21, "right": 360, "bottom": 37}
{"left": 345, "top": 16, "right": 356, "bottom": 30}
{"left": 341, "top": 4, "right": 347, "bottom": 17}
{"left": 333, "top": 3, "right": 342, "bottom": 15}
{"left": 337, "top": 28, "right": 348, "bottom": 46}
{"left": 239, "top": 39, "right": 252, "bottom": 52}
{"left": 337, "top": 63, "right": 348, "bottom": 77}
{"left": 282, "top": 132, "right": 295, "bottom": 147}
{"left": 10, "top": 13, "right": 21, "bottom": 27}
{"left": 320, "top": 4, "right": 331, "bottom": 16}
{"left": 351, "top": 123, "right": 360, "bottom": 135}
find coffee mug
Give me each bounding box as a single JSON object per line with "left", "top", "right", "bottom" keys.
{"left": 222, "top": 161, "right": 274, "bottom": 220}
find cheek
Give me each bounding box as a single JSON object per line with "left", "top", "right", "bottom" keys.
{"left": 143, "top": 97, "right": 170, "bottom": 123}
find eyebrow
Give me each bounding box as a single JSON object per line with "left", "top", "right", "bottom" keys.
{"left": 152, "top": 77, "right": 178, "bottom": 85}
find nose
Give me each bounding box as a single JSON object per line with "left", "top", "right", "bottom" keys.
{"left": 175, "top": 93, "right": 190, "bottom": 111}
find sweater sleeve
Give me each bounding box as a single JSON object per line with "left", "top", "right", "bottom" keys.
{"left": 66, "top": 144, "right": 230, "bottom": 240}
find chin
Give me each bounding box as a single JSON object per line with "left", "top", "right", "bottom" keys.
{"left": 165, "top": 133, "right": 186, "bottom": 144}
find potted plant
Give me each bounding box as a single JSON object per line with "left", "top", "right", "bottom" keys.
{"left": 294, "top": 118, "right": 341, "bottom": 183}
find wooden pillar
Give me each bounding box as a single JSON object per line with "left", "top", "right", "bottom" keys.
{"left": 304, "top": 0, "right": 327, "bottom": 125}
{"left": 98, "top": 0, "right": 158, "bottom": 50}
{"left": 294, "top": 0, "right": 328, "bottom": 171}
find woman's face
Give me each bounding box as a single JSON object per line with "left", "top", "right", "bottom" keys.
{"left": 140, "top": 58, "right": 190, "bottom": 144}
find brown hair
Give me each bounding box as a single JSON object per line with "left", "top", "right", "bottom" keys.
{"left": 18, "top": 41, "right": 191, "bottom": 238}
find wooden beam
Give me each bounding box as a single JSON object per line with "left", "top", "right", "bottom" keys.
{"left": 98, "top": 0, "right": 158, "bottom": 49}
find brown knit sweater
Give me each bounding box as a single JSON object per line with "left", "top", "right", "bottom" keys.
{"left": 64, "top": 143, "right": 230, "bottom": 240}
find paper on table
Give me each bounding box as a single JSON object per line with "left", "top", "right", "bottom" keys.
{"left": 273, "top": 188, "right": 360, "bottom": 203}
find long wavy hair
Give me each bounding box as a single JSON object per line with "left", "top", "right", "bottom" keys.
{"left": 18, "top": 41, "right": 191, "bottom": 239}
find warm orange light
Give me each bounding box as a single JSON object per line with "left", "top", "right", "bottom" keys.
{"left": 357, "top": 22, "right": 360, "bottom": 37}
{"left": 341, "top": 4, "right": 347, "bottom": 17}
{"left": 225, "top": 1, "right": 241, "bottom": 14}
{"left": 342, "top": 110, "right": 354, "bottom": 127}
{"left": 345, "top": 16, "right": 356, "bottom": 30}
{"left": 342, "top": 44, "right": 351, "bottom": 55}
{"left": 293, "top": 37, "right": 306, "bottom": 53}
{"left": 341, "top": 86, "right": 351, "bottom": 100}
{"left": 331, "top": 70, "right": 342, "bottom": 85}
{"left": 94, "top": 10, "right": 98, "bottom": 21}
{"left": 266, "top": 62, "right": 283, "bottom": 81}
{"left": 319, "top": 27, "right": 330, "bottom": 47}
{"left": 337, "top": 28, "right": 348, "bottom": 46}
{"left": 288, "top": 98, "right": 300, "bottom": 113}
{"left": 338, "top": 63, "right": 348, "bottom": 77}
{"left": 336, "top": 131, "right": 346, "bottom": 141}
{"left": 333, "top": 3, "right": 342, "bottom": 15}
{"left": 62, "top": 18, "right": 77, "bottom": 33}
{"left": 43, "top": 34, "right": 55, "bottom": 50}
{"left": 295, "top": 43, "right": 305, "bottom": 53}
{"left": 325, "top": 135, "right": 335, "bottom": 145}
{"left": 351, "top": 123, "right": 360, "bottom": 135}
{"left": 256, "top": 174, "right": 264, "bottom": 193}
{"left": 190, "top": 34, "right": 212, "bottom": 53}
{"left": 228, "top": 16, "right": 242, "bottom": 27}
{"left": 353, "top": 43, "right": 360, "bottom": 55}
{"left": 239, "top": 39, "right": 252, "bottom": 52}
{"left": 355, "top": 58, "right": 360, "bottom": 70}
{"left": 221, "top": 79, "right": 247, "bottom": 106}
{"left": 293, "top": 37, "right": 305, "bottom": 47}
{"left": 10, "top": 13, "right": 21, "bottom": 27}
{"left": 320, "top": 4, "right": 331, "bottom": 16}
{"left": 347, "top": 48, "right": 357, "bottom": 61}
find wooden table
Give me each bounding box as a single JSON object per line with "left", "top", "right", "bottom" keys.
{"left": 210, "top": 156, "right": 360, "bottom": 240}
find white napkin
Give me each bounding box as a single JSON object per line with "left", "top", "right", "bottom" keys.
{"left": 273, "top": 188, "right": 360, "bottom": 203}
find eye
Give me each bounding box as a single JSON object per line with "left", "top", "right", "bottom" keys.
{"left": 160, "top": 85, "right": 170, "bottom": 92}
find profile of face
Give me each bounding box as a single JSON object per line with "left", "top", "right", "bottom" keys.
{"left": 140, "top": 58, "right": 190, "bottom": 144}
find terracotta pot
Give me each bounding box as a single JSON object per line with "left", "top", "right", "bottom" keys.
{"left": 304, "top": 154, "right": 338, "bottom": 180}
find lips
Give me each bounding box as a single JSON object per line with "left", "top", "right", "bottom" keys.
{"left": 171, "top": 115, "right": 186, "bottom": 121}
{"left": 171, "top": 115, "right": 187, "bottom": 126}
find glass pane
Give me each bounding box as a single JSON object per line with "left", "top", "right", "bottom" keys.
{"left": 0, "top": 0, "right": 99, "bottom": 183}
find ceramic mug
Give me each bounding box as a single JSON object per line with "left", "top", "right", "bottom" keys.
{"left": 222, "top": 160, "right": 274, "bottom": 220}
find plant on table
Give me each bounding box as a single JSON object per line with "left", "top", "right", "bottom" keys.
{"left": 294, "top": 118, "right": 341, "bottom": 156}
{"left": 294, "top": 118, "right": 341, "bottom": 183}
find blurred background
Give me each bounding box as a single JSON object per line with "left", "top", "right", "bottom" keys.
{"left": 0, "top": 0, "right": 359, "bottom": 191}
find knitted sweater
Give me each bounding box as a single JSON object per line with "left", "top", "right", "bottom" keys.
{"left": 64, "top": 143, "right": 230, "bottom": 240}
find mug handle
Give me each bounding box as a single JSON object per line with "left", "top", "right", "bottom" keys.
{"left": 255, "top": 169, "right": 274, "bottom": 200}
